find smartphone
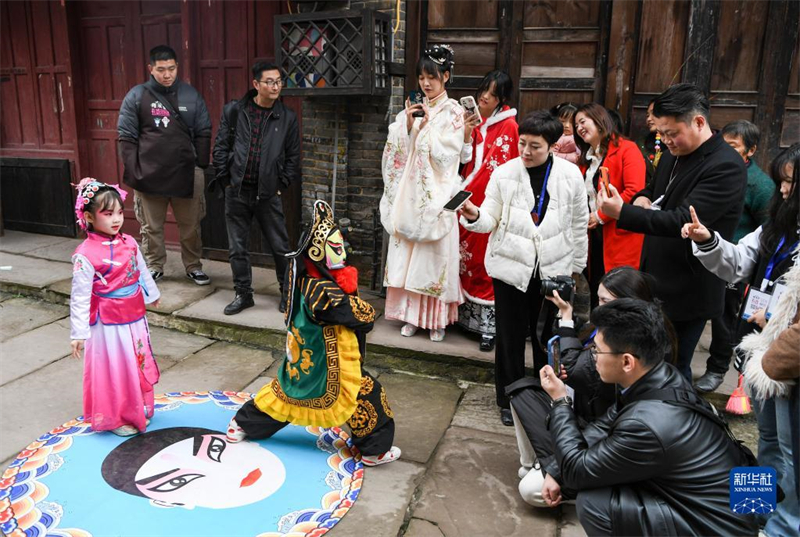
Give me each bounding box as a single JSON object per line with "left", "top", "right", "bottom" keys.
{"left": 599, "top": 166, "right": 611, "bottom": 196}
{"left": 547, "top": 335, "right": 561, "bottom": 375}
{"left": 409, "top": 90, "right": 425, "bottom": 118}
{"left": 460, "top": 95, "right": 478, "bottom": 116}
{"left": 443, "top": 190, "right": 473, "bottom": 211}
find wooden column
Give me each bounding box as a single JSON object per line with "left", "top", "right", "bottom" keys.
{"left": 404, "top": 0, "right": 425, "bottom": 93}
{"left": 496, "top": 0, "right": 523, "bottom": 107}
{"left": 754, "top": 0, "right": 800, "bottom": 167}
{"left": 593, "top": 0, "right": 613, "bottom": 105}
{"left": 682, "top": 0, "right": 720, "bottom": 94}
{"left": 603, "top": 0, "right": 641, "bottom": 127}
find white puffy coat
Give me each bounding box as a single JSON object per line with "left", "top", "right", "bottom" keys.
{"left": 460, "top": 156, "right": 589, "bottom": 292}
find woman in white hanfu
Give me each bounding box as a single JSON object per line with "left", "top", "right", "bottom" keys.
{"left": 380, "top": 44, "right": 465, "bottom": 342}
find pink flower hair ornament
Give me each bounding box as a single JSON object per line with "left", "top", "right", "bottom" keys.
{"left": 73, "top": 177, "right": 127, "bottom": 230}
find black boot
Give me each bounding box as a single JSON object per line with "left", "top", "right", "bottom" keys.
{"left": 224, "top": 292, "right": 254, "bottom": 315}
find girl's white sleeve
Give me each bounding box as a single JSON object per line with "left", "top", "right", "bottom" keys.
{"left": 427, "top": 106, "right": 466, "bottom": 179}
{"left": 692, "top": 227, "right": 761, "bottom": 284}
{"left": 380, "top": 109, "right": 413, "bottom": 233}
{"left": 70, "top": 254, "right": 94, "bottom": 340}
{"left": 460, "top": 139, "right": 474, "bottom": 164}
{"left": 136, "top": 243, "right": 161, "bottom": 304}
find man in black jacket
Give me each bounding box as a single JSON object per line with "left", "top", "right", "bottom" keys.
{"left": 540, "top": 299, "right": 756, "bottom": 536}
{"left": 212, "top": 62, "right": 301, "bottom": 315}
{"left": 118, "top": 45, "right": 212, "bottom": 285}
{"left": 597, "top": 83, "right": 746, "bottom": 380}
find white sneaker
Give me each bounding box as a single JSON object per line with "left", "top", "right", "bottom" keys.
{"left": 362, "top": 446, "right": 402, "bottom": 466}
{"left": 429, "top": 328, "right": 445, "bottom": 342}
{"left": 400, "top": 323, "right": 418, "bottom": 337}
{"left": 226, "top": 418, "right": 246, "bottom": 443}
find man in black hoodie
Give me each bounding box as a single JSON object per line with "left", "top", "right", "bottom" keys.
{"left": 212, "top": 61, "right": 301, "bottom": 315}
{"left": 117, "top": 45, "right": 212, "bottom": 285}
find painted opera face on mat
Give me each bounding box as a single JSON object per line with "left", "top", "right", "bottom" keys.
{"left": 101, "top": 427, "right": 286, "bottom": 509}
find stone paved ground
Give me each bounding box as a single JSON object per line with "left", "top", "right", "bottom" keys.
{"left": 0, "top": 231, "right": 759, "bottom": 536}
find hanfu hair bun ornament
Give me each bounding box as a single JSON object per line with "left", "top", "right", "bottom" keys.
{"left": 73, "top": 177, "right": 128, "bottom": 230}
{"left": 423, "top": 44, "right": 455, "bottom": 71}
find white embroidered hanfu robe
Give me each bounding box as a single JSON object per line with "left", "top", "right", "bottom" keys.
{"left": 380, "top": 92, "right": 465, "bottom": 328}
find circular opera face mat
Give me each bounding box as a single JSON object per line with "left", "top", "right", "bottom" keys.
{"left": 0, "top": 391, "right": 363, "bottom": 537}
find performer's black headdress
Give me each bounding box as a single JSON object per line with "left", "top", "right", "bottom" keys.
{"left": 283, "top": 200, "right": 345, "bottom": 324}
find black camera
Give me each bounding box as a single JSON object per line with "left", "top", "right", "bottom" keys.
{"left": 540, "top": 275, "right": 575, "bottom": 302}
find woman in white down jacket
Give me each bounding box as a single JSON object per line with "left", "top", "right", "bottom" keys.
{"left": 380, "top": 44, "right": 465, "bottom": 342}
{"left": 459, "top": 110, "right": 589, "bottom": 425}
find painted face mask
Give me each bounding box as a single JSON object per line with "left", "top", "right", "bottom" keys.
{"left": 324, "top": 228, "right": 346, "bottom": 269}
{"left": 304, "top": 200, "right": 347, "bottom": 269}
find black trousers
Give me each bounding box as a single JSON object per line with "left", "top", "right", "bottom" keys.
{"left": 706, "top": 282, "right": 746, "bottom": 375}
{"left": 671, "top": 317, "right": 708, "bottom": 381}
{"left": 585, "top": 227, "right": 604, "bottom": 310}
{"left": 234, "top": 372, "right": 395, "bottom": 456}
{"left": 493, "top": 274, "right": 549, "bottom": 408}
{"left": 577, "top": 487, "right": 615, "bottom": 536}
{"left": 224, "top": 186, "right": 289, "bottom": 295}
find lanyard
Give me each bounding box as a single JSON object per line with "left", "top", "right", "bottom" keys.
{"left": 531, "top": 158, "right": 552, "bottom": 225}
{"left": 765, "top": 235, "right": 799, "bottom": 282}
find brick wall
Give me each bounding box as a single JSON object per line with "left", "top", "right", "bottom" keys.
{"left": 299, "top": 0, "right": 406, "bottom": 283}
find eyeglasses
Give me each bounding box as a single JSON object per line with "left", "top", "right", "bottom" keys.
{"left": 258, "top": 78, "right": 283, "bottom": 87}
{"left": 589, "top": 345, "right": 625, "bottom": 362}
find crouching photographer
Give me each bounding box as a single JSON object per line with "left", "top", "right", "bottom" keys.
{"left": 539, "top": 298, "right": 756, "bottom": 536}
{"left": 508, "top": 267, "right": 673, "bottom": 508}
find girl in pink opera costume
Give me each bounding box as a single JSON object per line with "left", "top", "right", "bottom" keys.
{"left": 69, "top": 178, "right": 161, "bottom": 436}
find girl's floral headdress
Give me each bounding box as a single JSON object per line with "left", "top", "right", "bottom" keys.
{"left": 423, "top": 44, "right": 455, "bottom": 71}
{"left": 73, "top": 177, "right": 127, "bottom": 230}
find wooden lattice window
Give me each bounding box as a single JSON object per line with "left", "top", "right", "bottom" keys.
{"left": 275, "top": 9, "right": 392, "bottom": 96}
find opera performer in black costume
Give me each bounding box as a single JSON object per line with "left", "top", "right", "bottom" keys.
{"left": 226, "top": 200, "right": 401, "bottom": 466}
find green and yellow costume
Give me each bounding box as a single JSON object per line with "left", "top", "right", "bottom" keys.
{"left": 233, "top": 201, "right": 396, "bottom": 455}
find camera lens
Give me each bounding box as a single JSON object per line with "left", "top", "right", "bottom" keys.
{"left": 540, "top": 279, "right": 557, "bottom": 297}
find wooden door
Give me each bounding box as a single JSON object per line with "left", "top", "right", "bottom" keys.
{"left": 72, "top": 0, "right": 186, "bottom": 241}
{"left": 193, "top": 0, "right": 303, "bottom": 264}
{"left": 0, "top": 1, "right": 77, "bottom": 159}
{"left": 516, "top": 0, "right": 611, "bottom": 114}
{"left": 419, "top": 0, "right": 611, "bottom": 116}
{"left": 626, "top": 0, "right": 692, "bottom": 139}
{"left": 423, "top": 0, "right": 505, "bottom": 103}
{"left": 0, "top": 1, "right": 79, "bottom": 236}
{"left": 624, "top": 0, "right": 798, "bottom": 167}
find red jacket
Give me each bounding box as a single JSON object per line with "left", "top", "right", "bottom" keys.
{"left": 596, "top": 138, "right": 646, "bottom": 270}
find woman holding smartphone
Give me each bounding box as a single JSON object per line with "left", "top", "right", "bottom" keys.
{"left": 380, "top": 44, "right": 465, "bottom": 342}
{"left": 573, "top": 103, "right": 646, "bottom": 308}
{"left": 458, "top": 70, "right": 519, "bottom": 352}
{"left": 458, "top": 110, "right": 589, "bottom": 425}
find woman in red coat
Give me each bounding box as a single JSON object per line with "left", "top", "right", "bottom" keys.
{"left": 458, "top": 70, "right": 518, "bottom": 351}
{"left": 574, "top": 103, "right": 645, "bottom": 307}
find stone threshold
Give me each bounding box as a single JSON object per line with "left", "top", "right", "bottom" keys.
{"left": 0, "top": 279, "right": 512, "bottom": 384}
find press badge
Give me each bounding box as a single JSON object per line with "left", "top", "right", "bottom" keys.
{"left": 742, "top": 287, "right": 772, "bottom": 320}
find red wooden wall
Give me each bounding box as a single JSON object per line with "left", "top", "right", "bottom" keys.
{"left": 1, "top": 0, "right": 300, "bottom": 247}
